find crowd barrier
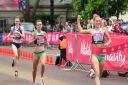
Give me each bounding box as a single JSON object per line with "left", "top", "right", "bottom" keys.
{"left": 66, "top": 33, "right": 128, "bottom": 71}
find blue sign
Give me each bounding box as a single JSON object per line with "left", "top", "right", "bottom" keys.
{"left": 18, "top": 0, "right": 27, "bottom": 11}
{"left": 0, "top": 33, "right": 2, "bottom": 43}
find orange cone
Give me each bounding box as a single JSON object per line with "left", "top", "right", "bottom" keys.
{"left": 4, "top": 48, "right": 6, "bottom": 55}
{"left": 49, "top": 56, "right": 54, "bottom": 65}
{"left": 6, "top": 49, "right": 9, "bottom": 56}
{"left": 10, "top": 50, "right": 13, "bottom": 56}
{"left": 2, "top": 48, "right": 4, "bottom": 55}
{"left": 22, "top": 51, "right": 26, "bottom": 59}
{"left": 61, "top": 58, "right": 65, "bottom": 68}
{"left": 45, "top": 56, "right": 49, "bottom": 64}
{"left": 29, "top": 53, "right": 33, "bottom": 60}
{"left": 20, "top": 51, "right": 23, "bottom": 58}
{"left": 0, "top": 48, "right": 2, "bottom": 54}
{"left": 25, "top": 52, "right": 29, "bottom": 59}
{"left": 8, "top": 49, "right": 11, "bottom": 57}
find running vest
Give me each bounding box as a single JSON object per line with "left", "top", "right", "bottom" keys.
{"left": 92, "top": 28, "right": 104, "bottom": 44}
{"left": 35, "top": 31, "right": 46, "bottom": 45}
{"left": 11, "top": 26, "right": 23, "bottom": 40}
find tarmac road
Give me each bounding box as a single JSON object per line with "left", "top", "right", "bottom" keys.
{"left": 0, "top": 46, "right": 128, "bottom": 85}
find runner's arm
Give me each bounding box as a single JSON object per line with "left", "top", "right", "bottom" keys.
{"left": 5, "top": 31, "right": 13, "bottom": 40}
{"left": 77, "top": 15, "right": 91, "bottom": 34}
{"left": 19, "top": 27, "right": 25, "bottom": 38}
{"left": 28, "top": 32, "right": 36, "bottom": 44}
{"left": 44, "top": 33, "right": 50, "bottom": 46}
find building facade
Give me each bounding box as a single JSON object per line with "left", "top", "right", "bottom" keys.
{"left": 0, "top": 0, "right": 73, "bottom": 32}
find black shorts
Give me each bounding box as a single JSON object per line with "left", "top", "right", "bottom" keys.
{"left": 12, "top": 42, "right": 21, "bottom": 49}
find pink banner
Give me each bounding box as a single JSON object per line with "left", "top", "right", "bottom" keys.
{"left": 2, "top": 33, "right": 13, "bottom": 43}
{"left": 46, "top": 32, "right": 52, "bottom": 43}
{"left": 77, "top": 34, "right": 92, "bottom": 64}
{"left": 2, "top": 32, "right": 67, "bottom": 44}
{"left": 23, "top": 33, "right": 32, "bottom": 43}
{"left": 50, "top": 32, "right": 60, "bottom": 44}
{"left": 104, "top": 45, "right": 128, "bottom": 71}
{"left": 68, "top": 33, "right": 128, "bottom": 71}
{"left": 0, "top": 0, "right": 18, "bottom": 10}
{"left": 2, "top": 33, "right": 32, "bottom": 43}
{"left": 66, "top": 33, "right": 77, "bottom": 62}
{"left": 47, "top": 32, "right": 65, "bottom": 44}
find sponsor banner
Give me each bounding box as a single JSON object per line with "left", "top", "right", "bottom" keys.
{"left": 50, "top": 32, "right": 60, "bottom": 44}
{"left": 2, "top": 33, "right": 32, "bottom": 43}
{"left": 77, "top": 34, "right": 92, "bottom": 64}
{"left": 0, "top": 0, "right": 18, "bottom": 10}
{"left": 66, "top": 33, "right": 77, "bottom": 62}
{"left": 104, "top": 48, "right": 128, "bottom": 71}
{"left": 46, "top": 32, "right": 52, "bottom": 43}
{"left": 73, "top": 33, "right": 128, "bottom": 71}
{"left": 2, "top": 33, "right": 8, "bottom": 43}
{"left": 22, "top": 33, "right": 32, "bottom": 43}
{"left": 47, "top": 32, "right": 65, "bottom": 44}
{"left": 0, "top": 33, "right": 2, "bottom": 43}
{"left": 2, "top": 33, "right": 13, "bottom": 43}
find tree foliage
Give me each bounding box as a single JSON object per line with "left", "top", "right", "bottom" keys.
{"left": 73, "top": 0, "right": 128, "bottom": 20}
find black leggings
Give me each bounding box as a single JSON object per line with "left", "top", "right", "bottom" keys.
{"left": 60, "top": 49, "right": 67, "bottom": 64}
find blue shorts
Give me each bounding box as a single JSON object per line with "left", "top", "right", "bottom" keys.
{"left": 12, "top": 42, "right": 21, "bottom": 49}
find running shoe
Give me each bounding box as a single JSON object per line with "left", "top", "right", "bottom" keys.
{"left": 33, "top": 80, "right": 37, "bottom": 85}
{"left": 12, "top": 59, "right": 15, "bottom": 67}
{"left": 14, "top": 70, "right": 18, "bottom": 77}
{"left": 33, "top": 82, "right": 36, "bottom": 85}
{"left": 87, "top": 69, "right": 95, "bottom": 79}
{"left": 40, "top": 78, "right": 45, "bottom": 85}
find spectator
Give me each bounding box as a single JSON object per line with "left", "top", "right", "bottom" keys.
{"left": 58, "top": 35, "right": 67, "bottom": 65}
{"left": 107, "top": 20, "right": 113, "bottom": 32}
{"left": 46, "top": 21, "right": 52, "bottom": 32}
{"left": 111, "top": 16, "right": 120, "bottom": 33}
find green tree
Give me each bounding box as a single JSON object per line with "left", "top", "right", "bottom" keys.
{"left": 109, "top": 0, "right": 128, "bottom": 18}
{"left": 73, "top": 0, "right": 128, "bottom": 20}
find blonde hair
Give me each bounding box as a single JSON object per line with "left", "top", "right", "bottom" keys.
{"left": 93, "top": 17, "right": 101, "bottom": 27}
{"left": 35, "top": 19, "right": 42, "bottom": 25}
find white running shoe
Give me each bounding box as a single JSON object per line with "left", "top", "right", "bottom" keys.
{"left": 89, "top": 69, "right": 95, "bottom": 78}
{"left": 33, "top": 80, "right": 37, "bottom": 85}
{"left": 40, "top": 78, "right": 45, "bottom": 85}
{"left": 14, "top": 70, "right": 18, "bottom": 77}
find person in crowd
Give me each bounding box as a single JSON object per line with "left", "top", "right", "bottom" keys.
{"left": 29, "top": 19, "right": 50, "bottom": 85}
{"left": 5, "top": 16, "right": 25, "bottom": 77}
{"left": 58, "top": 35, "right": 67, "bottom": 64}
{"left": 112, "top": 16, "right": 120, "bottom": 33}
{"left": 107, "top": 20, "right": 113, "bottom": 32}
{"left": 59, "top": 22, "right": 67, "bottom": 32}
{"left": 87, "top": 20, "right": 92, "bottom": 29}
{"left": 77, "top": 15, "right": 111, "bottom": 85}
{"left": 46, "top": 21, "right": 52, "bottom": 32}
{"left": 66, "top": 22, "right": 74, "bottom": 32}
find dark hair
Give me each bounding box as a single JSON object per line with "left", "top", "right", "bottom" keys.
{"left": 59, "top": 35, "right": 66, "bottom": 41}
